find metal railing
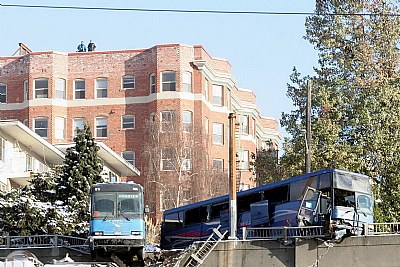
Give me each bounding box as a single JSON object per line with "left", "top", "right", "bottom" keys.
{"left": 364, "top": 222, "right": 400, "bottom": 236}
{"left": 0, "top": 235, "right": 88, "bottom": 253}
{"left": 242, "top": 226, "right": 325, "bottom": 242}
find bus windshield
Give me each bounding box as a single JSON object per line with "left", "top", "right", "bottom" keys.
{"left": 334, "top": 189, "right": 355, "bottom": 208}
{"left": 117, "top": 192, "right": 142, "bottom": 215}
{"left": 92, "top": 192, "right": 142, "bottom": 218}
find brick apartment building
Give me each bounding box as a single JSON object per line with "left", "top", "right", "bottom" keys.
{"left": 0, "top": 43, "right": 281, "bottom": 215}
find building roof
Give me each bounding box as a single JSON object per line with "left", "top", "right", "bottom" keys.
{"left": 0, "top": 120, "right": 65, "bottom": 166}
{"left": 54, "top": 142, "right": 140, "bottom": 177}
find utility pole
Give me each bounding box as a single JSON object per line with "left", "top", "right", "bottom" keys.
{"left": 305, "top": 80, "right": 312, "bottom": 174}
{"left": 228, "top": 113, "right": 237, "bottom": 239}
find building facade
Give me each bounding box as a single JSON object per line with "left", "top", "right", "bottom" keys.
{"left": 0, "top": 44, "right": 281, "bottom": 215}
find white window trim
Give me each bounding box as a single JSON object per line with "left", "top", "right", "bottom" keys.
{"left": 55, "top": 78, "right": 66, "bottom": 99}
{"left": 33, "top": 117, "right": 49, "bottom": 138}
{"left": 212, "top": 84, "right": 223, "bottom": 106}
{"left": 122, "top": 115, "right": 135, "bottom": 129}
{"left": 161, "top": 147, "right": 176, "bottom": 171}
{"left": 213, "top": 159, "right": 224, "bottom": 172}
{"left": 34, "top": 78, "right": 49, "bottom": 99}
{"left": 122, "top": 151, "right": 136, "bottom": 166}
{"left": 161, "top": 71, "right": 176, "bottom": 92}
{"left": 182, "top": 111, "right": 192, "bottom": 133}
{"left": 161, "top": 110, "right": 176, "bottom": 132}
{"left": 55, "top": 117, "right": 66, "bottom": 140}
{"left": 149, "top": 73, "right": 156, "bottom": 94}
{"left": 182, "top": 72, "right": 192, "bottom": 93}
{"left": 74, "top": 79, "right": 86, "bottom": 100}
{"left": 95, "top": 116, "right": 108, "bottom": 138}
{"left": 0, "top": 83, "right": 6, "bottom": 104}
{"left": 73, "top": 118, "right": 86, "bottom": 136}
{"left": 95, "top": 78, "right": 108, "bottom": 99}
{"left": 212, "top": 123, "right": 224, "bottom": 145}
{"left": 23, "top": 80, "right": 28, "bottom": 101}
{"left": 122, "top": 75, "right": 135, "bottom": 90}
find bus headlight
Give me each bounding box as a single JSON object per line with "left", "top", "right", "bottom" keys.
{"left": 94, "top": 231, "right": 103, "bottom": 236}
{"left": 131, "top": 231, "right": 141, "bottom": 235}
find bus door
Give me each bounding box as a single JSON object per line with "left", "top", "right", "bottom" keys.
{"left": 297, "top": 187, "right": 321, "bottom": 226}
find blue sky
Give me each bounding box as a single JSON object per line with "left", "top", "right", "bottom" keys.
{"left": 0, "top": 0, "right": 318, "bottom": 137}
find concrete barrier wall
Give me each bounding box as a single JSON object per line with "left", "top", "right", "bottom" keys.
{"left": 203, "top": 235, "right": 400, "bottom": 267}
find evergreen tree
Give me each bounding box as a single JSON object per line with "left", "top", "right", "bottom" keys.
{"left": 281, "top": 0, "right": 400, "bottom": 221}
{"left": 57, "top": 124, "right": 104, "bottom": 232}
{"left": 250, "top": 140, "right": 284, "bottom": 185}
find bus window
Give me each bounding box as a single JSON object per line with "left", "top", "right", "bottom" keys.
{"left": 357, "top": 194, "right": 372, "bottom": 213}
{"left": 319, "top": 173, "right": 331, "bottom": 189}
{"left": 93, "top": 193, "right": 115, "bottom": 217}
{"left": 184, "top": 206, "right": 208, "bottom": 225}
{"left": 290, "top": 177, "right": 317, "bottom": 201}
{"left": 334, "top": 189, "right": 355, "bottom": 208}
{"left": 164, "top": 211, "right": 184, "bottom": 232}
{"left": 118, "top": 193, "right": 141, "bottom": 215}
{"left": 237, "top": 193, "right": 262, "bottom": 212}
{"left": 210, "top": 202, "right": 229, "bottom": 220}
{"left": 263, "top": 185, "right": 289, "bottom": 204}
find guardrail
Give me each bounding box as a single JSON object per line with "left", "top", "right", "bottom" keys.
{"left": 0, "top": 235, "right": 88, "bottom": 252}
{"left": 242, "top": 226, "right": 325, "bottom": 242}
{"left": 364, "top": 222, "right": 400, "bottom": 235}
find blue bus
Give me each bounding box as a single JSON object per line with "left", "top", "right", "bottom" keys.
{"left": 88, "top": 182, "right": 148, "bottom": 261}
{"left": 160, "top": 169, "right": 373, "bottom": 249}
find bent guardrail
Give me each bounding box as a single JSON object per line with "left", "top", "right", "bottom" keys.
{"left": 242, "top": 226, "right": 325, "bottom": 242}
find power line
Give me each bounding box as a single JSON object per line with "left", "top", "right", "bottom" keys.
{"left": 0, "top": 3, "right": 400, "bottom": 16}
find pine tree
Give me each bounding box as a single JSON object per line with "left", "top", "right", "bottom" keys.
{"left": 57, "top": 124, "right": 104, "bottom": 232}
{"left": 281, "top": 0, "right": 400, "bottom": 221}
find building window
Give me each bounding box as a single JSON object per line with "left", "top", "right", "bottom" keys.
{"left": 213, "top": 159, "right": 223, "bottom": 172}
{"left": 149, "top": 73, "right": 156, "bottom": 94}
{"left": 34, "top": 78, "right": 48, "bottom": 98}
{"left": 24, "top": 80, "right": 28, "bottom": 101}
{"left": 212, "top": 85, "right": 223, "bottom": 106}
{"left": 161, "top": 110, "right": 176, "bottom": 132}
{"left": 182, "top": 111, "right": 192, "bottom": 132}
{"left": 55, "top": 117, "right": 65, "bottom": 139}
{"left": 205, "top": 117, "right": 209, "bottom": 135}
{"left": 26, "top": 155, "right": 33, "bottom": 171}
{"left": 74, "top": 79, "right": 85, "bottom": 99}
{"left": 122, "top": 151, "right": 135, "bottom": 166}
{"left": 240, "top": 115, "right": 249, "bottom": 134}
{"left": 161, "top": 147, "right": 176, "bottom": 171}
{"left": 0, "top": 84, "right": 6, "bottom": 103}
{"left": 161, "top": 71, "right": 176, "bottom": 92}
{"left": 55, "top": 78, "right": 66, "bottom": 99}
{"left": 122, "top": 115, "right": 135, "bottom": 129}
{"left": 212, "top": 123, "right": 224, "bottom": 145}
{"left": 73, "top": 118, "right": 85, "bottom": 136}
{"left": 252, "top": 118, "right": 256, "bottom": 137}
{"left": 96, "top": 117, "right": 108, "bottom": 138}
{"left": 182, "top": 72, "right": 192, "bottom": 93}
{"left": 96, "top": 78, "right": 108, "bottom": 98}
{"left": 34, "top": 117, "right": 48, "bottom": 138}
{"left": 182, "top": 147, "right": 192, "bottom": 171}
{"left": 204, "top": 78, "right": 209, "bottom": 100}
{"left": 238, "top": 150, "right": 249, "bottom": 170}
{"left": 122, "top": 75, "right": 135, "bottom": 89}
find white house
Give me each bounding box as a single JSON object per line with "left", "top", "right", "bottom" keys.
{"left": 0, "top": 120, "right": 140, "bottom": 191}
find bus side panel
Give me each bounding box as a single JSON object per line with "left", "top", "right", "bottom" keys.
{"left": 270, "top": 201, "right": 302, "bottom": 227}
